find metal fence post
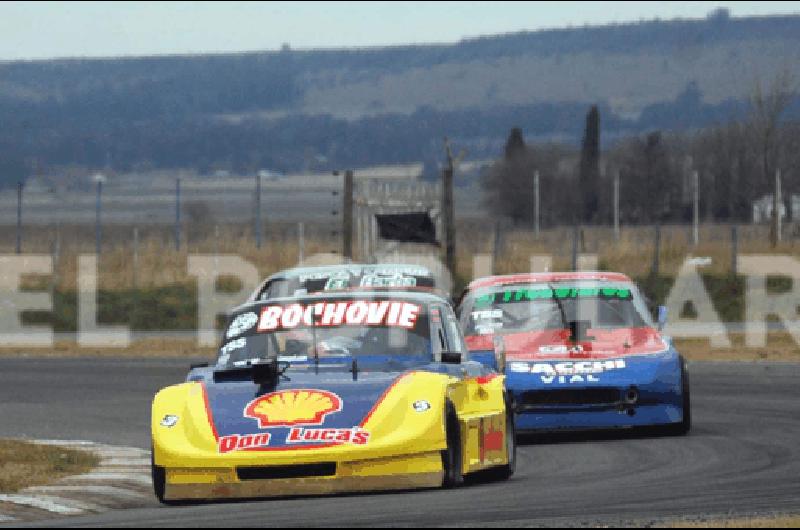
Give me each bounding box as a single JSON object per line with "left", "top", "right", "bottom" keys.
{"left": 613, "top": 171, "right": 620, "bottom": 241}
{"left": 652, "top": 224, "right": 661, "bottom": 277}
{"left": 533, "top": 170, "right": 540, "bottom": 238}
{"left": 255, "top": 173, "right": 262, "bottom": 249}
{"left": 133, "top": 227, "right": 140, "bottom": 289}
{"left": 693, "top": 170, "right": 699, "bottom": 246}
{"left": 492, "top": 220, "right": 503, "bottom": 274}
{"left": 343, "top": 170, "right": 353, "bottom": 259}
{"left": 15, "top": 181, "right": 23, "bottom": 254}
{"left": 731, "top": 225, "right": 738, "bottom": 277}
{"left": 776, "top": 169, "right": 783, "bottom": 244}
{"left": 95, "top": 176, "right": 103, "bottom": 256}
{"left": 571, "top": 225, "right": 579, "bottom": 271}
{"left": 175, "top": 178, "right": 182, "bottom": 251}
{"left": 298, "top": 222, "right": 305, "bottom": 264}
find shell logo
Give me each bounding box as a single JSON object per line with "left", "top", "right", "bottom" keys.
{"left": 244, "top": 389, "right": 343, "bottom": 429}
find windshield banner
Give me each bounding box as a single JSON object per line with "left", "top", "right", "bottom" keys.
{"left": 256, "top": 301, "right": 421, "bottom": 331}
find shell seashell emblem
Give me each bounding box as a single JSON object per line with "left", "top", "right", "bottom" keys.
{"left": 244, "top": 389, "right": 343, "bottom": 428}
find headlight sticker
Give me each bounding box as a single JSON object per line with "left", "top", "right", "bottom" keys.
{"left": 412, "top": 400, "right": 431, "bottom": 412}
{"left": 220, "top": 337, "right": 247, "bottom": 355}
{"left": 160, "top": 415, "right": 179, "bottom": 428}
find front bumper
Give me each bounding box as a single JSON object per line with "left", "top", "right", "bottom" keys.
{"left": 506, "top": 351, "right": 685, "bottom": 432}
{"left": 163, "top": 451, "right": 444, "bottom": 501}
{"left": 514, "top": 402, "right": 682, "bottom": 431}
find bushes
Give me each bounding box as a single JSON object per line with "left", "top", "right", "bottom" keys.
{"left": 636, "top": 274, "right": 745, "bottom": 323}
{"left": 20, "top": 274, "right": 753, "bottom": 332}
{"left": 24, "top": 285, "right": 198, "bottom": 332}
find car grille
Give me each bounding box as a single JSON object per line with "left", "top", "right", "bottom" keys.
{"left": 236, "top": 463, "right": 337, "bottom": 481}
{"left": 518, "top": 388, "right": 621, "bottom": 408}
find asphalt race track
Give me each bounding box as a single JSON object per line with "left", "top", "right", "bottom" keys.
{"left": 1, "top": 358, "right": 799, "bottom": 527}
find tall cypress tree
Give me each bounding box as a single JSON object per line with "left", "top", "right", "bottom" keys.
{"left": 504, "top": 127, "right": 526, "bottom": 160}
{"left": 579, "top": 106, "right": 600, "bottom": 223}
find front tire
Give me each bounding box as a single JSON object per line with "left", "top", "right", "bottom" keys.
{"left": 665, "top": 356, "right": 692, "bottom": 436}
{"left": 151, "top": 447, "right": 167, "bottom": 504}
{"left": 151, "top": 446, "right": 184, "bottom": 505}
{"left": 441, "top": 401, "right": 464, "bottom": 488}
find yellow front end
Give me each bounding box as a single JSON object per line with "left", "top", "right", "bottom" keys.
{"left": 152, "top": 371, "right": 508, "bottom": 501}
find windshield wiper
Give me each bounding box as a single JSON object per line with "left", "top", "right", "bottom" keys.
{"left": 311, "top": 321, "right": 320, "bottom": 375}
{"left": 547, "top": 282, "right": 570, "bottom": 332}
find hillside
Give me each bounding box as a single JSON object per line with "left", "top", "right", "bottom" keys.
{"left": 1, "top": 11, "right": 799, "bottom": 186}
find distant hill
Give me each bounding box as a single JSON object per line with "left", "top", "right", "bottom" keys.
{"left": 1, "top": 10, "right": 799, "bottom": 187}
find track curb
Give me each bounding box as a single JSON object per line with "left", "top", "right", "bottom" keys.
{"left": 0, "top": 440, "right": 154, "bottom": 524}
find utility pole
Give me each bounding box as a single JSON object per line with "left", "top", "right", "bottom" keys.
{"left": 613, "top": 171, "right": 620, "bottom": 241}
{"left": 175, "top": 178, "right": 182, "bottom": 251}
{"left": 692, "top": 170, "right": 699, "bottom": 246}
{"left": 442, "top": 139, "right": 464, "bottom": 280}
{"left": 533, "top": 170, "right": 540, "bottom": 238}
{"left": 15, "top": 181, "right": 23, "bottom": 254}
{"left": 342, "top": 169, "right": 354, "bottom": 259}
{"left": 255, "top": 172, "right": 262, "bottom": 249}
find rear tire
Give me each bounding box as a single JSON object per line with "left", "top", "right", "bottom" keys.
{"left": 441, "top": 401, "right": 464, "bottom": 488}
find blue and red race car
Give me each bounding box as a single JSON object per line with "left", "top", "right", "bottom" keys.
{"left": 458, "top": 272, "right": 690, "bottom": 434}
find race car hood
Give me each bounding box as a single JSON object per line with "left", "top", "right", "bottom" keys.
{"left": 465, "top": 326, "right": 668, "bottom": 360}
{"left": 201, "top": 370, "right": 411, "bottom": 452}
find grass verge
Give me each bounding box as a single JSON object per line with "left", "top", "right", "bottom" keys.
{"left": 674, "top": 332, "right": 800, "bottom": 362}
{"left": 0, "top": 439, "right": 100, "bottom": 493}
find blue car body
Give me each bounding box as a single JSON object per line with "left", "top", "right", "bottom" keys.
{"left": 471, "top": 346, "right": 687, "bottom": 432}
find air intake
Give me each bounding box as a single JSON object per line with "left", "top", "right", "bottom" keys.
{"left": 518, "top": 388, "right": 621, "bottom": 408}
{"left": 236, "top": 463, "right": 337, "bottom": 481}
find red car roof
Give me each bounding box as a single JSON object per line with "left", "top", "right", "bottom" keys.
{"left": 466, "top": 272, "right": 633, "bottom": 291}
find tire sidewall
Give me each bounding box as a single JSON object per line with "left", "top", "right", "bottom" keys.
{"left": 442, "top": 401, "right": 464, "bottom": 488}
{"left": 505, "top": 401, "right": 517, "bottom": 477}
{"left": 681, "top": 356, "right": 692, "bottom": 431}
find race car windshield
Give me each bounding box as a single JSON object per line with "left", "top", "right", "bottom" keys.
{"left": 461, "top": 282, "right": 654, "bottom": 336}
{"left": 218, "top": 298, "right": 435, "bottom": 368}
{"left": 258, "top": 266, "right": 435, "bottom": 300}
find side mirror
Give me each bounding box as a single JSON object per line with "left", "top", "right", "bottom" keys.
{"left": 441, "top": 351, "right": 462, "bottom": 364}
{"left": 493, "top": 335, "right": 506, "bottom": 373}
{"left": 190, "top": 362, "right": 209, "bottom": 370}
{"left": 657, "top": 306, "right": 669, "bottom": 331}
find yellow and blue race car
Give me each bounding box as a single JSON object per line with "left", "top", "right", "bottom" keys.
{"left": 151, "top": 290, "right": 515, "bottom": 503}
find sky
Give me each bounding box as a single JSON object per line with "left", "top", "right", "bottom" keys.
{"left": 1, "top": 1, "right": 800, "bottom": 61}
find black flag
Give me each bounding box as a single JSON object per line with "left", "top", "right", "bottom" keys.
{"left": 375, "top": 212, "right": 439, "bottom": 246}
